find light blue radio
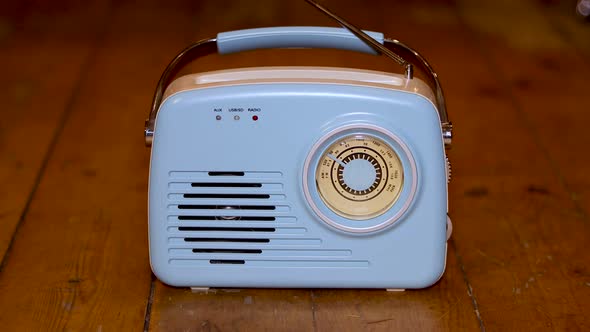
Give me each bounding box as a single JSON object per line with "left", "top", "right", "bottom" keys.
{"left": 145, "top": 2, "right": 453, "bottom": 290}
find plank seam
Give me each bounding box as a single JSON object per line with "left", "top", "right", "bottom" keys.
{"left": 310, "top": 290, "right": 318, "bottom": 332}
{"left": 143, "top": 277, "right": 156, "bottom": 332}
{"left": 0, "top": 3, "right": 113, "bottom": 275}
{"left": 451, "top": 239, "right": 486, "bottom": 332}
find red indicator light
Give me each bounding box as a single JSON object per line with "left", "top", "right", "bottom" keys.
{"left": 252, "top": 115, "right": 259, "bottom": 121}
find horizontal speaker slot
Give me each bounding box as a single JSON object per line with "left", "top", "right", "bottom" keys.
{"left": 178, "top": 205, "right": 275, "bottom": 210}
{"left": 178, "top": 216, "right": 276, "bottom": 221}
{"left": 184, "top": 238, "right": 270, "bottom": 243}
{"left": 168, "top": 194, "right": 285, "bottom": 201}
{"left": 193, "top": 248, "right": 262, "bottom": 254}
{"left": 169, "top": 237, "right": 321, "bottom": 246}
{"left": 191, "top": 183, "right": 261, "bottom": 188}
{"left": 171, "top": 226, "right": 304, "bottom": 234}
{"left": 179, "top": 227, "right": 275, "bottom": 232}
{"left": 182, "top": 193, "right": 270, "bottom": 199}
{"left": 208, "top": 172, "right": 244, "bottom": 176}
{"left": 170, "top": 171, "right": 282, "bottom": 179}
{"left": 169, "top": 183, "right": 283, "bottom": 191}
{"left": 209, "top": 259, "right": 245, "bottom": 264}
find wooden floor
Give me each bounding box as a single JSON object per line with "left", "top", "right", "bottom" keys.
{"left": 1, "top": 0, "right": 589, "bottom": 330}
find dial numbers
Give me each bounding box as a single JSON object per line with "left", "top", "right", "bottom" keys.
{"left": 316, "top": 135, "right": 404, "bottom": 220}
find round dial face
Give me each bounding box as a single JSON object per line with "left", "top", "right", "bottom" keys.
{"left": 315, "top": 134, "right": 404, "bottom": 220}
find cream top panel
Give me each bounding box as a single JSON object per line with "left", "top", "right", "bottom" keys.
{"left": 162, "top": 67, "right": 436, "bottom": 105}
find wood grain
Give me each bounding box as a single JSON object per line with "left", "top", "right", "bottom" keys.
{"left": 451, "top": 0, "right": 590, "bottom": 330}
{"left": 0, "top": 0, "right": 110, "bottom": 266}
{"left": 458, "top": 0, "right": 590, "bottom": 212}
{"left": 0, "top": 0, "right": 200, "bottom": 330}
{"left": 150, "top": 288, "right": 315, "bottom": 332}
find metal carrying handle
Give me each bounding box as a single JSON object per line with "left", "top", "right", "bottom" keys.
{"left": 144, "top": 37, "right": 452, "bottom": 147}
{"left": 145, "top": 1, "right": 452, "bottom": 147}
{"left": 217, "top": 27, "right": 386, "bottom": 55}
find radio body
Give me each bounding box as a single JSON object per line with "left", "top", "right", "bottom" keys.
{"left": 146, "top": 26, "right": 452, "bottom": 290}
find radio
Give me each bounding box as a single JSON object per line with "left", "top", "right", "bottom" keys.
{"left": 146, "top": 1, "right": 453, "bottom": 290}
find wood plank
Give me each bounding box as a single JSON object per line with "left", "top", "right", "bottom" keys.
{"left": 344, "top": 0, "right": 590, "bottom": 329}
{"left": 461, "top": 0, "right": 590, "bottom": 214}
{"left": 437, "top": 0, "right": 590, "bottom": 330}
{"left": 150, "top": 288, "right": 315, "bottom": 332}
{"left": 146, "top": 1, "right": 481, "bottom": 331}
{"left": 0, "top": 0, "right": 110, "bottom": 265}
{"left": 0, "top": 0, "right": 204, "bottom": 330}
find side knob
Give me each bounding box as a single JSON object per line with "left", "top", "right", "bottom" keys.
{"left": 446, "top": 156, "right": 452, "bottom": 183}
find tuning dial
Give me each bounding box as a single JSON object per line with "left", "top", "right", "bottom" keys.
{"left": 315, "top": 134, "right": 404, "bottom": 220}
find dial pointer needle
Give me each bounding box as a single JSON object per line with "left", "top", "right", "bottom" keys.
{"left": 328, "top": 154, "right": 346, "bottom": 167}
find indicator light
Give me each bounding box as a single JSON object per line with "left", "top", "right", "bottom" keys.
{"left": 215, "top": 115, "right": 222, "bottom": 120}
{"left": 252, "top": 115, "right": 259, "bottom": 121}
{"left": 234, "top": 115, "right": 240, "bottom": 120}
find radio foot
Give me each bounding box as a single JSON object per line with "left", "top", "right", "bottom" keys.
{"left": 386, "top": 288, "right": 405, "bottom": 292}
{"left": 190, "top": 287, "right": 211, "bottom": 293}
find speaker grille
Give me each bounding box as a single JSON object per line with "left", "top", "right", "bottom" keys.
{"left": 166, "top": 171, "right": 366, "bottom": 267}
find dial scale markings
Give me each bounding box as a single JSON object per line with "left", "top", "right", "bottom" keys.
{"left": 315, "top": 134, "right": 404, "bottom": 220}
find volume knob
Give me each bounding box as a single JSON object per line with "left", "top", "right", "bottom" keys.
{"left": 338, "top": 153, "right": 380, "bottom": 195}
